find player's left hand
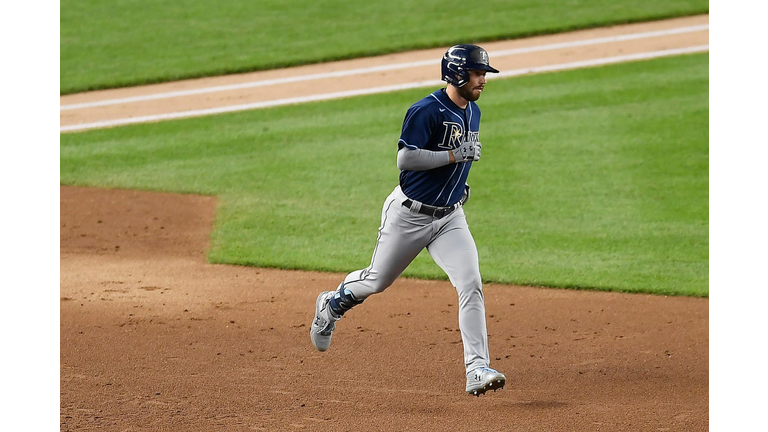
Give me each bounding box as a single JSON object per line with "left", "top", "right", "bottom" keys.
{"left": 473, "top": 142, "right": 482, "bottom": 161}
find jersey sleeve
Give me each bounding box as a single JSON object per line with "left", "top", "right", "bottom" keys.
{"left": 398, "top": 104, "right": 436, "bottom": 150}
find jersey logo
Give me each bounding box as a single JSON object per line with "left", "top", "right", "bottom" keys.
{"left": 439, "top": 108, "right": 446, "bottom": 112}
{"left": 439, "top": 121, "right": 464, "bottom": 149}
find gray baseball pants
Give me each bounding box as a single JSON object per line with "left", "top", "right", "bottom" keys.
{"left": 342, "top": 185, "right": 490, "bottom": 372}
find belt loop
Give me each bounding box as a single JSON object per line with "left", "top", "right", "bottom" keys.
{"left": 409, "top": 200, "right": 422, "bottom": 214}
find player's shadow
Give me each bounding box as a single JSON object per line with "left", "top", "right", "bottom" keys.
{"left": 512, "top": 400, "right": 568, "bottom": 409}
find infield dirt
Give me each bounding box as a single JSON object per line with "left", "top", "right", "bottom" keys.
{"left": 60, "top": 16, "right": 709, "bottom": 432}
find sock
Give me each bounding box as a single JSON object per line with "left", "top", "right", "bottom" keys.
{"left": 328, "top": 283, "right": 363, "bottom": 317}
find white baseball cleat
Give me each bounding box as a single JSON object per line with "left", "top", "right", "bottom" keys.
{"left": 310, "top": 291, "right": 339, "bottom": 351}
{"left": 466, "top": 367, "right": 506, "bottom": 396}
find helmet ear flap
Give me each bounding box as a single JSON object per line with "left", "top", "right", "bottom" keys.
{"left": 453, "top": 68, "right": 468, "bottom": 87}
{"left": 442, "top": 59, "right": 469, "bottom": 87}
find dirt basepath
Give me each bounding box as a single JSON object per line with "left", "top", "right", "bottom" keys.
{"left": 60, "top": 15, "right": 708, "bottom": 131}
{"left": 61, "top": 16, "right": 709, "bottom": 431}
{"left": 61, "top": 186, "right": 708, "bottom": 431}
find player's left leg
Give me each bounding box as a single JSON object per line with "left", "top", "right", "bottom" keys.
{"left": 427, "top": 209, "right": 489, "bottom": 371}
{"left": 427, "top": 208, "right": 506, "bottom": 395}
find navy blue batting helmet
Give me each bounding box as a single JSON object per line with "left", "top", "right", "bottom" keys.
{"left": 441, "top": 44, "right": 499, "bottom": 87}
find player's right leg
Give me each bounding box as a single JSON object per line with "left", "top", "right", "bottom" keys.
{"left": 310, "top": 186, "right": 433, "bottom": 351}
{"left": 309, "top": 290, "right": 340, "bottom": 351}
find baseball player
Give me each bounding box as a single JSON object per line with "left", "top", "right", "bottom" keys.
{"left": 310, "top": 44, "right": 505, "bottom": 396}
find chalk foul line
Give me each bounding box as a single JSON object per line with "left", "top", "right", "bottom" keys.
{"left": 60, "top": 24, "right": 708, "bottom": 111}
{"left": 60, "top": 45, "right": 709, "bottom": 132}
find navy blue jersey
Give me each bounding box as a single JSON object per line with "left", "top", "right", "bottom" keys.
{"left": 398, "top": 89, "right": 481, "bottom": 207}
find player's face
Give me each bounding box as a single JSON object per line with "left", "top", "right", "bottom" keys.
{"left": 458, "top": 70, "right": 488, "bottom": 102}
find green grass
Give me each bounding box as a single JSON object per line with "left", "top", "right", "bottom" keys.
{"left": 61, "top": 0, "right": 708, "bottom": 94}
{"left": 60, "top": 53, "right": 709, "bottom": 296}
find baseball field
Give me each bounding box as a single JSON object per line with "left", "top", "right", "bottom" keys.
{"left": 60, "top": 2, "right": 709, "bottom": 431}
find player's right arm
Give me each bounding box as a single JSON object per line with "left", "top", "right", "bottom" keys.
{"left": 396, "top": 146, "right": 451, "bottom": 170}
{"left": 396, "top": 141, "right": 480, "bottom": 170}
{"left": 397, "top": 142, "right": 480, "bottom": 170}
{"left": 397, "top": 104, "right": 478, "bottom": 170}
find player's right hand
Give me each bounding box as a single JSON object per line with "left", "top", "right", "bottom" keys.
{"left": 452, "top": 141, "right": 480, "bottom": 163}
{"left": 473, "top": 142, "right": 482, "bottom": 161}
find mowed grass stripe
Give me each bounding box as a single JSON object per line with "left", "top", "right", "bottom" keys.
{"left": 60, "top": 53, "right": 709, "bottom": 296}
{"left": 61, "top": 0, "right": 709, "bottom": 94}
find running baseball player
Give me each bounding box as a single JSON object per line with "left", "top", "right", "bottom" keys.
{"left": 310, "top": 44, "right": 505, "bottom": 396}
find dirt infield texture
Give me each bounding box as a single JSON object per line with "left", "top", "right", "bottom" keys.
{"left": 60, "top": 186, "right": 707, "bottom": 431}
{"left": 61, "top": 16, "right": 709, "bottom": 431}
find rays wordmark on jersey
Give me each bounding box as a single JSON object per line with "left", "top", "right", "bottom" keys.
{"left": 440, "top": 122, "right": 479, "bottom": 149}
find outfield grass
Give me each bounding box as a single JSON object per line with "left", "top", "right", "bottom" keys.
{"left": 61, "top": 0, "right": 708, "bottom": 94}
{"left": 60, "top": 53, "right": 709, "bottom": 296}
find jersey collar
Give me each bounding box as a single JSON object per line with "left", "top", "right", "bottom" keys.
{"left": 437, "top": 88, "right": 467, "bottom": 111}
